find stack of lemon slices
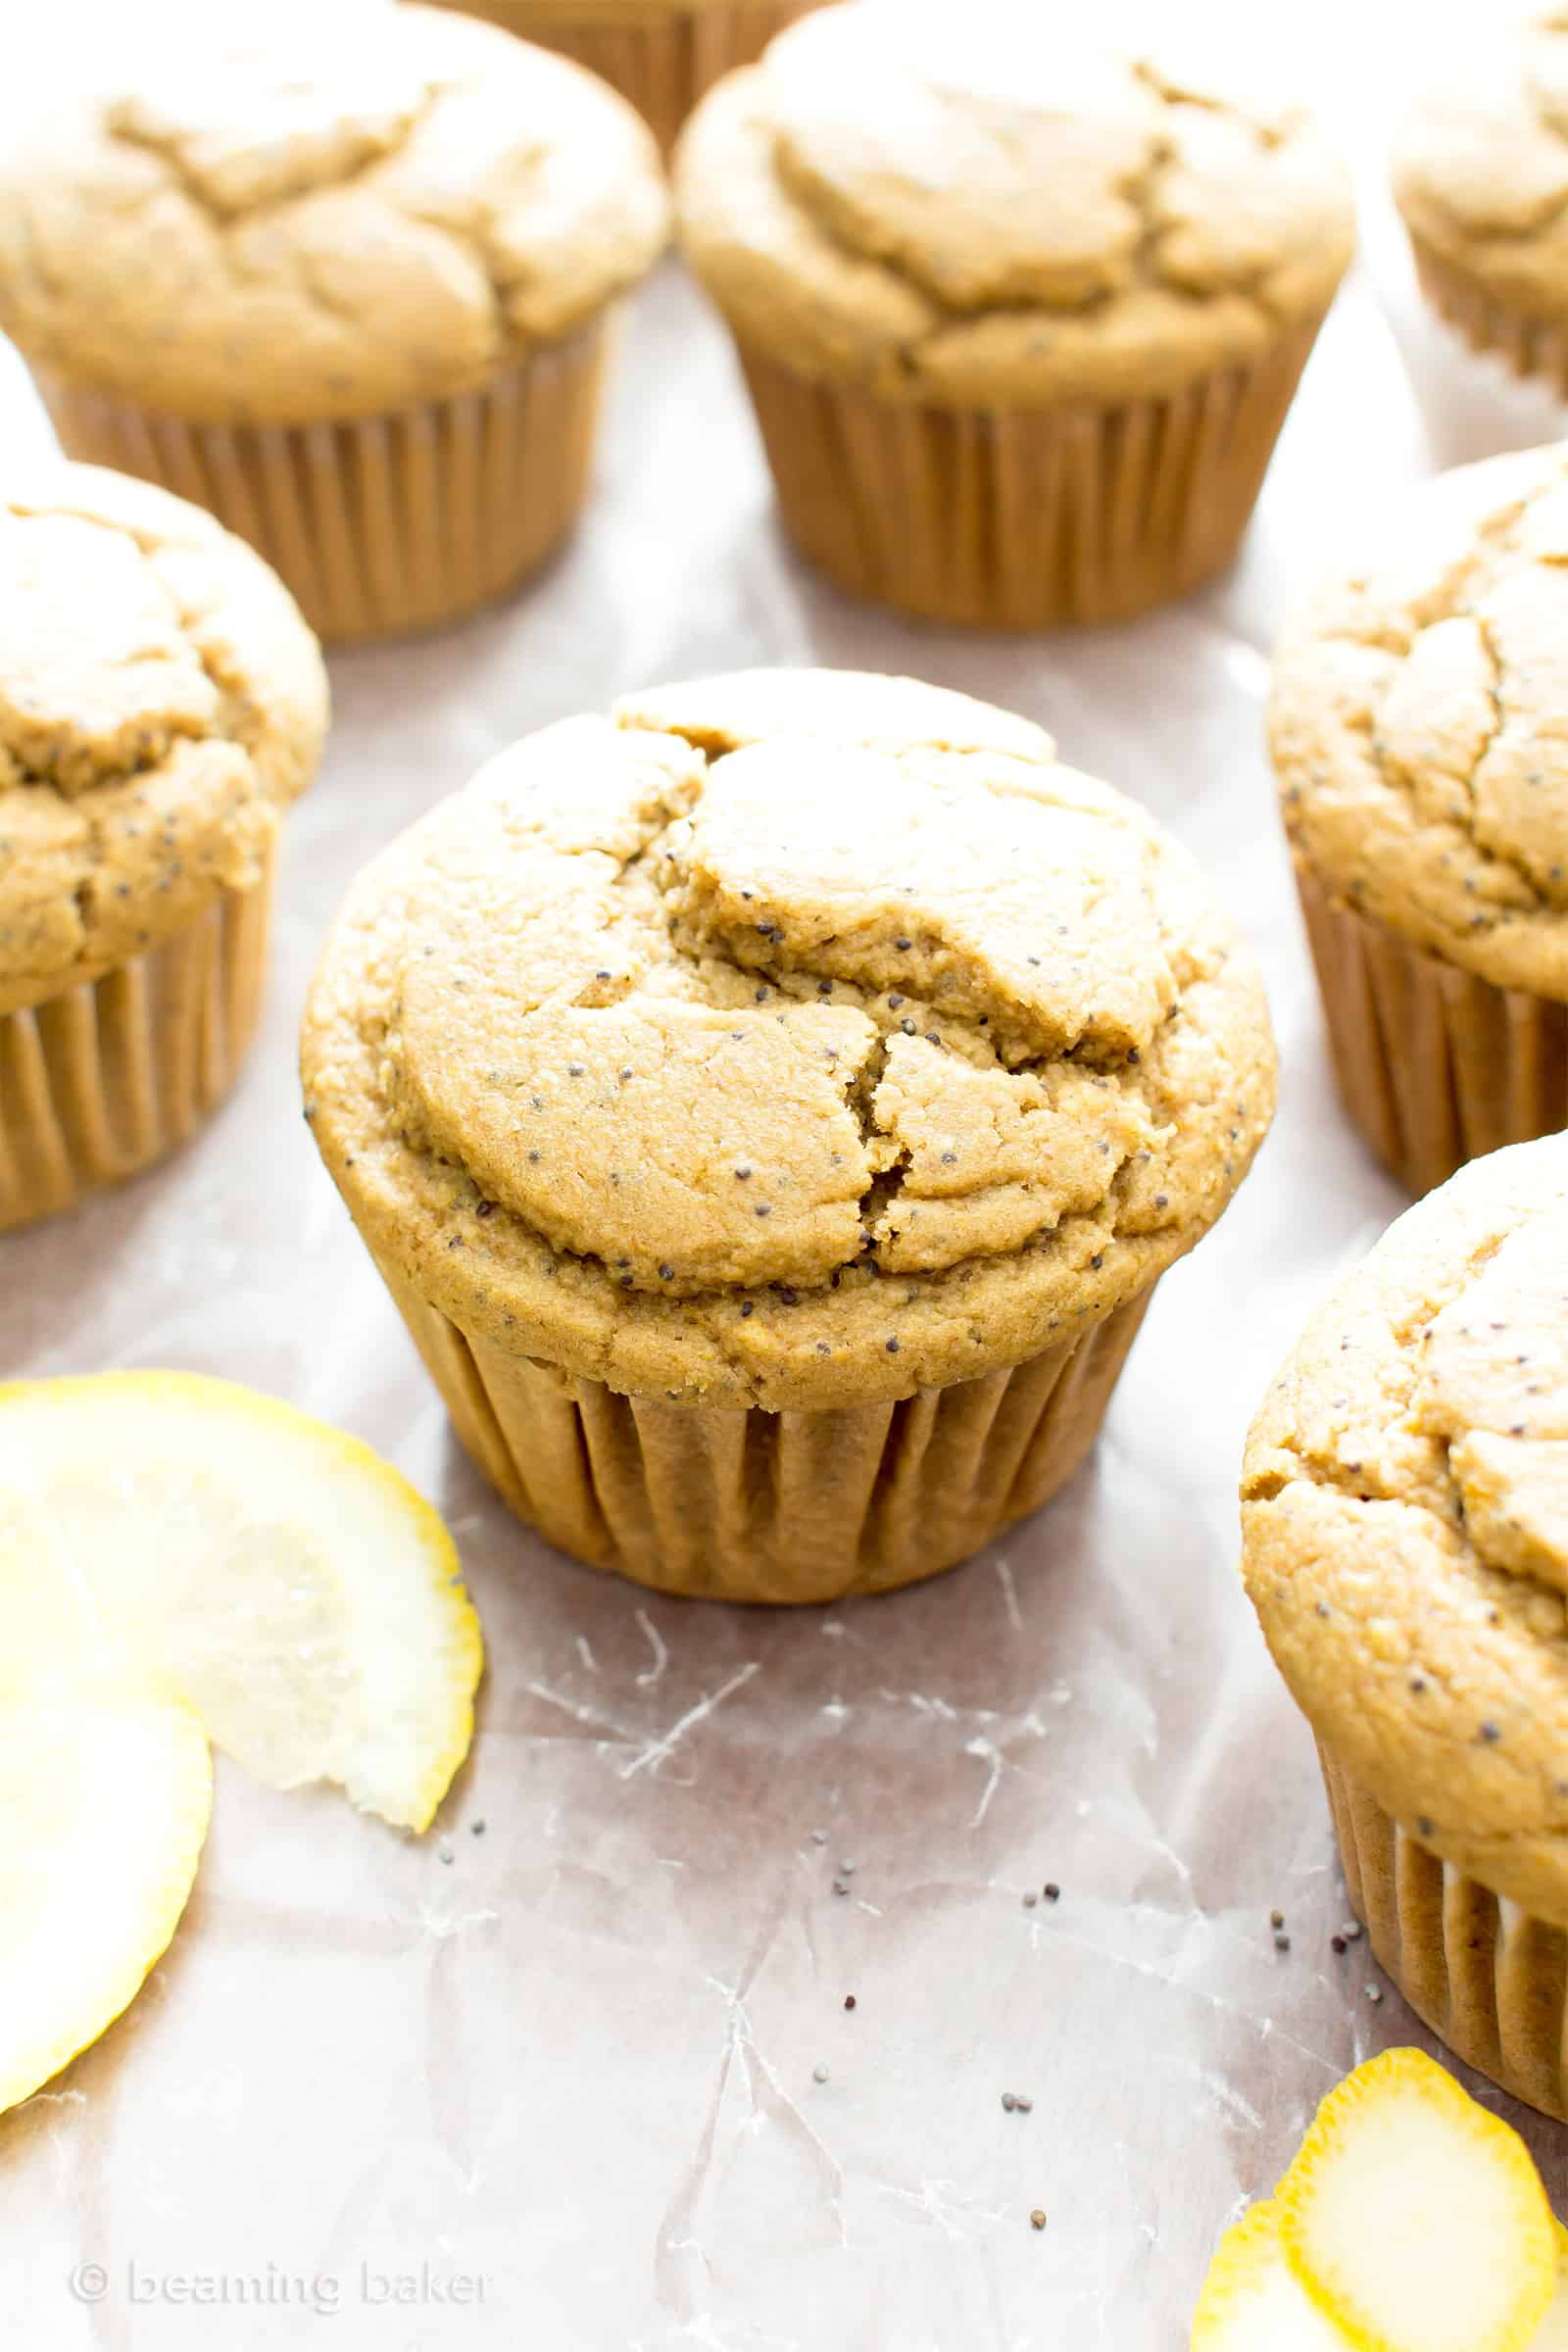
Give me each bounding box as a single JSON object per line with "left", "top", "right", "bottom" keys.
{"left": 0, "top": 1374, "right": 483, "bottom": 2116}
{"left": 1194, "top": 2048, "right": 1568, "bottom": 2349}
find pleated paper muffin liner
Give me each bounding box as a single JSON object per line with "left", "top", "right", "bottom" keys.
{"left": 32, "top": 327, "right": 609, "bottom": 646}
{"left": 1294, "top": 857, "right": 1568, "bottom": 1198}
{"left": 457, "top": 2, "right": 818, "bottom": 152}
{"left": 1407, "top": 234, "right": 1568, "bottom": 400}
{"left": 1320, "top": 1742, "right": 1568, "bottom": 2121}
{"left": 732, "top": 316, "right": 1325, "bottom": 630}
{"left": 369, "top": 1249, "right": 1152, "bottom": 1602}
{"left": 0, "top": 851, "right": 275, "bottom": 1233}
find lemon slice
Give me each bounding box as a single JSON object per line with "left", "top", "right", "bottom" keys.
{"left": 0, "top": 1681, "right": 210, "bottom": 2114}
{"left": 1192, "top": 2202, "right": 1351, "bottom": 2347}
{"left": 1278, "top": 2048, "right": 1555, "bottom": 2352}
{"left": 0, "top": 1375, "right": 482, "bottom": 1833}
{"left": 1531, "top": 2226, "right": 1568, "bottom": 2349}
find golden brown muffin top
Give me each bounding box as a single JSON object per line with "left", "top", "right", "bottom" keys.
{"left": 674, "top": 0, "right": 1354, "bottom": 407}
{"left": 301, "top": 668, "right": 1274, "bottom": 1410}
{"left": 1395, "top": 9, "right": 1568, "bottom": 323}
{"left": 0, "top": 464, "right": 327, "bottom": 1017}
{"left": 0, "top": 4, "right": 669, "bottom": 427}
{"left": 1244, "top": 1135, "right": 1568, "bottom": 1925}
{"left": 1270, "top": 443, "right": 1568, "bottom": 1001}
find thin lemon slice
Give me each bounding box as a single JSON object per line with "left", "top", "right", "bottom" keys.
{"left": 0, "top": 1375, "right": 482, "bottom": 1834}
{"left": 0, "top": 1681, "right": 211, "bottom": 2114}
{"left": 1192, "top": 2202, "right": 1351, "bottom": 2347}
{"left": 1278, "top": 2049, "right": 1555, "bottom": 2352}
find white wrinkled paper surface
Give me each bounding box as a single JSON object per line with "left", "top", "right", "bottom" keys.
{"left": 6, "top": 6, "right": 1568, "bottom": 2342}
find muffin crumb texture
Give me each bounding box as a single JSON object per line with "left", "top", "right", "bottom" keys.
{"left": 675, "top": 2, "right": 1353, "bottom": 405}
{"left": 1271, "top": 443, "right": 1568, "bottom": 1000}
{"left": 0, "top": 3, "right": 669, "bottom": 425}
{"left": 303, "top": 669, "right": 1273, "bottom": 1410}
{"left": 0, "top": 466, "right": 325, "bottom": 1016}
{"left": 1243, "top": 1137, "right": 1568, "bottom": 1921}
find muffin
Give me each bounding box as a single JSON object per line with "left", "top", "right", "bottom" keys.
{"left": 302, "top": 667, "right": 1275, "bottom": 1603}
{"left": 1395, "top": 10, "right": 1568, "bottom": 401}
{"left": 674, "top": 3, "right": 1354, "bottom": 630}
{"left": 1270, "top": 441, "right": 1568, "bottom": 1200}
{"left": 0, "top": 6, "right": 669, "bottom": 644}
{"left": 1243, "top": 1134, "right": 1568, "bottom": 2119}
{"left": 0, "top": 463, "right": 326, "bottom": 1232}
{"left": 420, "top": 0, "right": 826, "bottom": 155}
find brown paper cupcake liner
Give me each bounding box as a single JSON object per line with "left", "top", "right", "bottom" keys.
{"left": 1320, "top": 1742, "right": 1568, "bottom": 2120}
{"left": 1294, "top": 857, "right": 1568, "bottom": 1198}
{"left": 733, "top": 316, "right": 1325, "bottom": 629}
{"left": 368, "top": 1249, "right": 1152, "bottom": 1601}
{"left": 33, "top": 327, "right": 609, "bottom": 645}
{"left": 1406, "top": 234, "right": 1568, "bottom": 400}
{"left": 428, "top": 3, "right": 819, "bottom": 153}
{"left": 0, "top": 854, "right": 274, "bottom": 1234}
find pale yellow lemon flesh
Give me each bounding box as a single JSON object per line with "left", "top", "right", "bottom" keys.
{"left": 0, "top": 1683, "right": 211, "bottom": 2114}
{"left": 1277, "top": 2048, "right": 1555, "bottom": 2352}
{"left": 0, "top": 1374, "right": 482, "bottom": 1833}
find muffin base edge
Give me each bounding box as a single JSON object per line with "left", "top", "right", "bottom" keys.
{"left": 1293, "top": 856, "right": 1568, "bottom": 1196}
{"left": 0, "top": 851, "right": 275, "bottom": 1233}
{"left": 426, "top": 0, "right": 823, "bottom": 153}
{"left": 372, "top": 1249, "right": 1154, "bottom": 1602}
{"left": 730, "top": 315, "right": 1327, "bottom": 629}
{"left": 31, "top": 326, "right": 611, "bottom": 646}
{"left": 1405, "top": 232, "right": 1568, "bottom": 400}
{"left": 1320, "top": 1740, "right": 1568, "bottom": 2122}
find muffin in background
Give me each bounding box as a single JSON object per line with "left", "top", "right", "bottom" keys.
{"left": 420, "top": 0, "right": 825, "bottom": 155}
{"left": 674, "top": 2, "right": 1354, "bottom": 630}
{"left": 1270, "top": 441, "right": 1568, "bottom": 1199}
{"left": 301, "top": 667, "right": 1274, "bottom": 1604}
{"left": 0, "top": 6, "right": 669, "bottom": 644}
{"left": 0, "top": 464, "right": 326, "bottom": 1231}
{"left": 1396, "top": 10, "right": 1568, "bottom": 400}
{"left": 1243, "top": 1134, "right": 1568, "bottom": 2120}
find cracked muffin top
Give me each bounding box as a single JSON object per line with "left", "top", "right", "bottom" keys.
{"left": 1395, "top": 10, "right": 1568, "bottom": 323}
{"left": 0, "top": 3, "right": 669, "bottom": 427}
{"left": 0, "top": 464, "right": 327, "bottom": 1017}
{"left": 1270, "top": 444, "right": 1568, "bottom": 1001}
{"left": 1244, "top": 1135, "right": 1568, "bottom": 1922}
{"left": 673, "top": 0, "right": 1354, "bottom": 407}
{"left": 301, "top": 669, "right": 1274, "bottom": 1410}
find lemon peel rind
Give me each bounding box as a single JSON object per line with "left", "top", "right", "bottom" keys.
{"left": 0, "top": 1687, "right": 211, "bottom": 2117}
{"left": 1276, "top": 2048, "right": 1555, "bottom": 2352}
{"left": 0, "top": 1373, "right": 483, "bottom": 1835}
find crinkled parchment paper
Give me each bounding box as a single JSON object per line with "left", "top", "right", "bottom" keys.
{"left": 5, "top": 4, "right": 1567, "bottom": 2343}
